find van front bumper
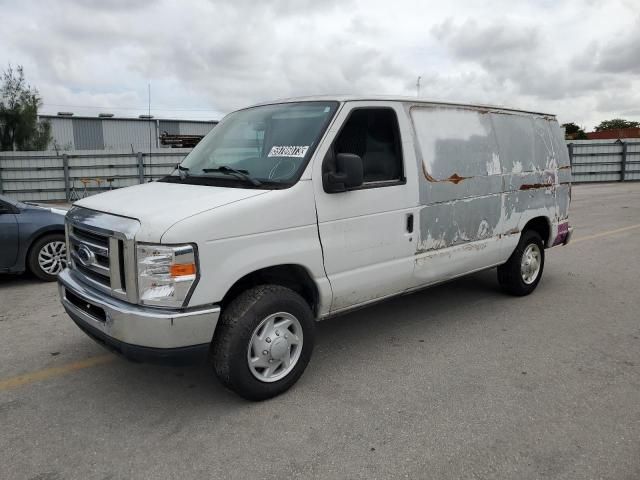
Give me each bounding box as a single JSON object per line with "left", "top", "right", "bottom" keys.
{"left": 58, "top": 269, "right": 220, "bottom": 365}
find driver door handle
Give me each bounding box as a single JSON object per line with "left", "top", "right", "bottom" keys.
{"left": 406, "top": 213, "right": 414, "bottom": 233}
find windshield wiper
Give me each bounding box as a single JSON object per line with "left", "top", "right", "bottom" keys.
{"left": 202, "top": 166, "right": 262, "bottom": 187}
{"left": 175, "top": 164, "right": 190, "bottom": 180}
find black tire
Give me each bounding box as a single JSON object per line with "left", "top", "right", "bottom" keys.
{"left": 28, "top": 233, "right": 67, "bottom": 282}
{"left": 212, "top": 285, "right": 315, "bottom": 401}
{"left": 497, "top": 230, "right": 545, "bottom": 296}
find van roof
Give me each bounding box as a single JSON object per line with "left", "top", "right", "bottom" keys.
{"left": 249, "top": 95, "right": 555, "bottom": 118}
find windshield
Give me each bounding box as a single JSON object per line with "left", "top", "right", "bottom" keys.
{"left": 0, "top": 194, "right": 23, "bottom": 208}
{"left": 161, "top": 101, "right": 338, "bottom": 189}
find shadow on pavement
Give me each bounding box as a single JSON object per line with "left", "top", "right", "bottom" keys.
{"left": 53, "top": 268, "right": 505, "bottom": 410}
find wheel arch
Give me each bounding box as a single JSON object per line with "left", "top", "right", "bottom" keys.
{"left": 220, "top": 264, "right": 321, "bottom": 316}
{"left": 521, "top": 216, "right": 552, "bottom": 247}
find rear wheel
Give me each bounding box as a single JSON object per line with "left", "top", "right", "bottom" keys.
{"left": 497, "top": 230, "right": 545, "bottom": 296}
{"left": 28, "top": 233, "right": 67, "bottom": 281}
{"left": 212, "top": 285, "right": 315, "bottom": 401}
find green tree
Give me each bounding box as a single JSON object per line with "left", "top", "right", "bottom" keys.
{"left": 0, "top": 65, "right": 51, "bottom": 151}
{"left": 561, "top": 122, "right": 587, "bottom": 140}
{"left": 594, "top": 118, "right": 640, "bottom": 132}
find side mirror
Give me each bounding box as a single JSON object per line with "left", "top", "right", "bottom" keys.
{"left": 323, "top": 153, "right": 364, "bottom": 193}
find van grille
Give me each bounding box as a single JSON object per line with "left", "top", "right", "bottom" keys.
{"left": 65, "top": 207, "right": 139, "bottom": 303}
{"left": 69, "top": 225, "right": 119, "bottom": 290}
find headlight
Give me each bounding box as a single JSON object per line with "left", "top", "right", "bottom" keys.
{"left": 136, "top": 243, "right": 198, "bottom": 308}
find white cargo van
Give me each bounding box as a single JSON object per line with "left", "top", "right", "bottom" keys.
{"left": 58, "top": 96, "right": 572, "bottom": 400}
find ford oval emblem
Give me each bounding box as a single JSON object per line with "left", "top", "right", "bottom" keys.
{"left": 77, "top": 244, "right": 95, "bottom": 267}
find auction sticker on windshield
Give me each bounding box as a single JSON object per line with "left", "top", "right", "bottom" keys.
{"left": 268, "top": 146, "right": 309, "bottom": 157}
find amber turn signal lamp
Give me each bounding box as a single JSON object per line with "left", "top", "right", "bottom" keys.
{"left": 170, "top": 263, "right": 196, "bottom": 277}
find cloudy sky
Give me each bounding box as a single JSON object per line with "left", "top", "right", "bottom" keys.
{"left": 1, "top": 0, "right": 639, "bottom": 129}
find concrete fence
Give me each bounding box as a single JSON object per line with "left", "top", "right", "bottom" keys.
{"left": 1, "top": 140, "right": 639, "bottom": 202}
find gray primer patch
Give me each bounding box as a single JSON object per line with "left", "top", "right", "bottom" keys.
{"left": 411, "top": 106, "right": 501, "bottom": 205}
{"left": 407, "top": 102, "right": 569, "bottom": 254}
{"left": 418, "top": 194, "right": 502, "bottom": 252}
{"left": 556, "top": 185, "right": 570, "bottom": 220}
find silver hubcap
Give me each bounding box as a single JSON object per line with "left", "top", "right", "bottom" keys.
{"left": 520, "top": 243, "right": 541, "bottom": 285}
{"left": 38, "top": 241, "right": 67, "bottom": 275}
{"left": 247, "top": 312, "right": 303, "bottom": 383}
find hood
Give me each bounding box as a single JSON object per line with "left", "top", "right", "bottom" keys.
{"left": 75, "top": 182, "right": 269, "bottom": 240}
{"left": 23, "top": 202, "right": 68, "bottom": 216}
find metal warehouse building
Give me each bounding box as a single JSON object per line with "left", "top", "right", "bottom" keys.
{"left": 39, "top": 113, "right": 218, "bottom": 151}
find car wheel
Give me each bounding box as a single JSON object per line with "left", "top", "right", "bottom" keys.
{"left": 497, "top": 230, "right": 545, "bottom": 296}
{"left": 212, "top": 285, "right": 315, "bottom": 401}
{"left": 28, "top": 233, "right": 68, "bottom": 281}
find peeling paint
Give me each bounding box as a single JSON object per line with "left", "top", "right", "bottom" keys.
{"left": 417, "top": 194, "right": 501, "bottom": 253}
{"left": 486, "top": 153, "right": 501, "bottom": 175}
{"left": 512, "top": 161, "right": 523, "bottom": 174}
{"left": 412, "top": 106, "right": 498, "bottom": 188}
{"left": 477, "top": 219, "right": 490, "bottom": 238}
{"left": 410, "top": 104, "right": 571, "bottom": 261}
{"left": 463, "top": 242, "right": 488, "bottom": 252}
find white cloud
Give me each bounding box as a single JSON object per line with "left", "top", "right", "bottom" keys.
{"left": 1, "top": 0, "right": 638, "bottom": 129}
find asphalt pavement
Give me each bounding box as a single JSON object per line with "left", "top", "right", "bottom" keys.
{"left": 1, "top": 182, "right": 639, "bottom": 480}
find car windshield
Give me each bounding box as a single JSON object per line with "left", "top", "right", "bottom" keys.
{"left": 0, "top": 194, "right": 23, "bottom": 208}
{"left": 160, "top": 101, "right": 338, "bottom": 189}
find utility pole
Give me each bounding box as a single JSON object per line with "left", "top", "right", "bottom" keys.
{"left": 416, "top": 76, "right": 421, "bottom": 98}
{"left": 147, "top": 82, "right": 151, "bottom": 182}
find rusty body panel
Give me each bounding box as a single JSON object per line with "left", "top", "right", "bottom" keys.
{"left": 406, "top": 102, "right": 571, "bottom": 281}
{"left": 309, "top": 96, "right": 571, "bottom": 315}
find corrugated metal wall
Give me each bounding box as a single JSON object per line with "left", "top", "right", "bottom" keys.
{"left": 628, "top": 142, "right": 640, "bottom": 181}
{"left": 48, "top": 117, "right": 74, "bottom": 150}
{"left": 159, "top": 120, "right": 180, "bottom": 135}
{"left": 42, "top": 116, "right": 216, "bottom": 151}
{"left": 179, "top": 121, "right": 215, "bottom": 136}
{"left": 102, "top": 120, "right": 157, "bottom": 151}
{"left": 0, "top": 148, "right": 191, "bottom": 202}
{"left": 73, "top": 119, "right": 104, "bottom": 150}
{"left": 3, "top": 139, "right": 638, "bottom": 202}
{"left": 0, "top": 152, "right": 65, "bottom": 202}
{"left": 568, "top": 139, "right": 640, "bottom": 182}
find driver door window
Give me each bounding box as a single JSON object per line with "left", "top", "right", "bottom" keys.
{"left": 331, "top": 108, "right": 404, "bottom": 186}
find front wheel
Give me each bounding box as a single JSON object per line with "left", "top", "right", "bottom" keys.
{"left": 497, "top": 230, "right": 545, "bottom": 296}
{"left": 212, "top": 285, "right": 315, "bottom": 401}
{"left": 28, "top": 233, "right": 67, "bottom": 281}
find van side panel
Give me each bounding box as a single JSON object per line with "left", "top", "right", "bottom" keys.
{"left": 550, "top": 120, "right": 571, "bottom": 225}
{"left": 493, "top": 113, "right": 556, "bottom": 246}
{"left": 411, "top": 107, "right": 504, "bottom": 248}
{"left": 409, "top": 106, "right": 506, "bottom": 286}
{"left": 409, "top": 104, "right": 569, "bottom": 289}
